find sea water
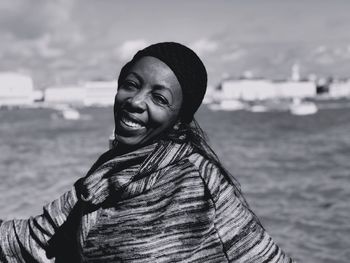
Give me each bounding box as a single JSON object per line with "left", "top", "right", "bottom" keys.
{"left": 0, "top": 105, "right": 349, "bottom": 262}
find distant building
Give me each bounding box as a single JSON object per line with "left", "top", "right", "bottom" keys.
{"left": 83, "top": 81, "right": 117, "bottom": 106}
{"left": 44, "top": 81, "right": 117, "bottom": 106}
{"left": 0, "top": 72, "right": 34, "bottom": 106}
{"left": 275, "top": 80, "right": 316, "bottom": 98}
{"left": 291, "top": 63, "right": 301, "bottom": 82}
{"left": 316, "top": 78, "right": 331, "bottom": 95}
{"left": 219, "top": 79, "right": 276, "bottom": 101}
{"left": 218, "top": 78, "right": 316, "bottom": 101}
{"left": 329, "top": 80, "right": 350, "bottom": 98}
{"left": 44, "top": 85, "right": 85, "bottom": 105}
{"left": 32, "top": 90, "right": 44, "bottom": 102}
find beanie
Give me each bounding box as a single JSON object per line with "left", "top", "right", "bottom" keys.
{"left": 118, "top": 42, "right": 207, "bottom": 123}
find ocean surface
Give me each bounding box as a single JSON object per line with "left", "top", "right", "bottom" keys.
{"left": 0, "top": 105, "right": 349, "bottom": 262}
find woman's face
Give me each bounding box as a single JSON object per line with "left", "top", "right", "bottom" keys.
{"left": 114, "top": 56, "right": 183, "bottom": 147}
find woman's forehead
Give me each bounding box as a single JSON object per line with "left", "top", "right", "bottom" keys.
{"left": 129, "top": 56, "right": 174, "bottom": 74}
{"left": 126, "top": 56, "right": 181, "bottom": 89}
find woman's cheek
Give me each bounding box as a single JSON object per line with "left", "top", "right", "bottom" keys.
{"left": 150, "top": 106, "right": 177, "bottom": 128}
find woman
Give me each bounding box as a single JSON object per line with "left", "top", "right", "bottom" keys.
{"left": 0, "top": 42, "right": 294, "bottom": 262}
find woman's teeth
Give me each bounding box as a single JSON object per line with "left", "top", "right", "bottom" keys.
{"left": 122, "top": 117, "right": 143, "bottom": 128}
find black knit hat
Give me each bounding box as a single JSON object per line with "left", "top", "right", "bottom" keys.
{"left": 118, "top": 42, "right": 207, "bottom": 123}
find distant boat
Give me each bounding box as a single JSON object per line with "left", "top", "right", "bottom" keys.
{"left": 289, "top": 98, "right": 318, "bottom": 116}
{"left": 61, "top": 108, "right": 80, "bottom": 120}
{"left": 51, "top": 104, "right": 81, "bottom": 120}
{"left": 208, "top": 99, "right": 246, "bottom": 111}
{"left": 248, "top": 105, "right": 268, "bottom": 113}
{"left": 247, "top": 99, "right": 291, "bottom": 113}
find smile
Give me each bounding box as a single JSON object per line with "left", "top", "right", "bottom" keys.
{"left": 120, "top": 114, "right": 145, "bottom": 130}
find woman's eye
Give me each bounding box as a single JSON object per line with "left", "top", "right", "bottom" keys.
{"left": 121, "top": 81, "right": 138, "bottom": 90}
{"left": 153, "top": 93, "right": 169, "bottom": 105}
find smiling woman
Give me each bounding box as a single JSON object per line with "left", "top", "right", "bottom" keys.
{"left": 114, "top": 56, "right": 183, "bottom": 148}
{"left": 0, "top": 42, "right": 294, "bottom": 262}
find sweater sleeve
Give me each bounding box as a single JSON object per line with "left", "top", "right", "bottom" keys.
{"left": 189, "top": 153, "right": 295, "bottom": 263}
{"left": 0, "top": 186, "right": 79, "bottom": 263}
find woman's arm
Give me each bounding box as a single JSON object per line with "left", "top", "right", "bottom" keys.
{"left": 0, "top": 147, "right": 117, "bottom": 262}
{"left": 0, "top": 185, "right": 79, "bottom": 263}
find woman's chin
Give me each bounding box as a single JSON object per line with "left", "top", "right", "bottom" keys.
{"left": 114, "top": 134, "right": 143, "bottom": 147}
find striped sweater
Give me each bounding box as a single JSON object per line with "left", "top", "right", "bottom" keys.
{"left": 0, "top": 141, "right": 294, "bottom": 262}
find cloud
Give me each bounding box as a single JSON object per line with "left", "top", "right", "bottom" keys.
{"left": 315, "top": 54, "right": 335, "bottom": 65}
{"left": 221, "top": 49, "right": 247, "bottom": 62}
{"left": 115, "top": 40, "right": 149, "bottom": 61}
{"left": 35, "top": 34, "right": 65, "bottom": 58}
{"left": 0, "top": 0, "right": 22, "bottom": 11}
{"left": 190, "top": 39, "right": 219, "bottom": 56}
{"left": 0, "top": 0, "right": 83, "bottom": 65}
{"left": 312, "top": 45, "right": 327, "bottom": 55}
{"left": 0, "top": 0, "right": 77, "bottom": 40}
{"left": 4, "top": 34, "right": 64, "bottom": 59}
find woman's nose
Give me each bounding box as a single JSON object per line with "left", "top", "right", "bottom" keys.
{"left": 128, "top": 90, "right": 147, "bottom": 112}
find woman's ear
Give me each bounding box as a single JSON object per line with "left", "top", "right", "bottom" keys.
{"left": 173, "top": 121, "right": 181, "bottom": 131}
{"left": 166, "top": 120, "right": 187, "bottom": 142}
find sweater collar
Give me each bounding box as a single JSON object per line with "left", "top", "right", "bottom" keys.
{"left": 80, "top": 140, "right": 193, "bottom": 206}
{"left": 137, "top": 140, "right": 193, "bottom": 178}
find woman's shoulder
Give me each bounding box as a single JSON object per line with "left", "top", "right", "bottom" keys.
{"left": 186, "top": 153, "right": 226, "bottom": 202}
{"left": 187, "top": 152, "right": 220, "bottom": 176}
{"left": 186, "top": 152, "right": 247, "bottom": 207}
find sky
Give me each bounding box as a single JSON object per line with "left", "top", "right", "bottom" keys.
{"left": 2, "top": 0, "right": 350, "bottom": 88}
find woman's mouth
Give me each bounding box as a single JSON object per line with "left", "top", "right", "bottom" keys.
{"left": 120, "top": 114, "right": 145, "bottom": 130}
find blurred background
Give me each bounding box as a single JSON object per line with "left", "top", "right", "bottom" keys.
{"left": 1, "top": 1, "right": 350, "bottom": 262}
